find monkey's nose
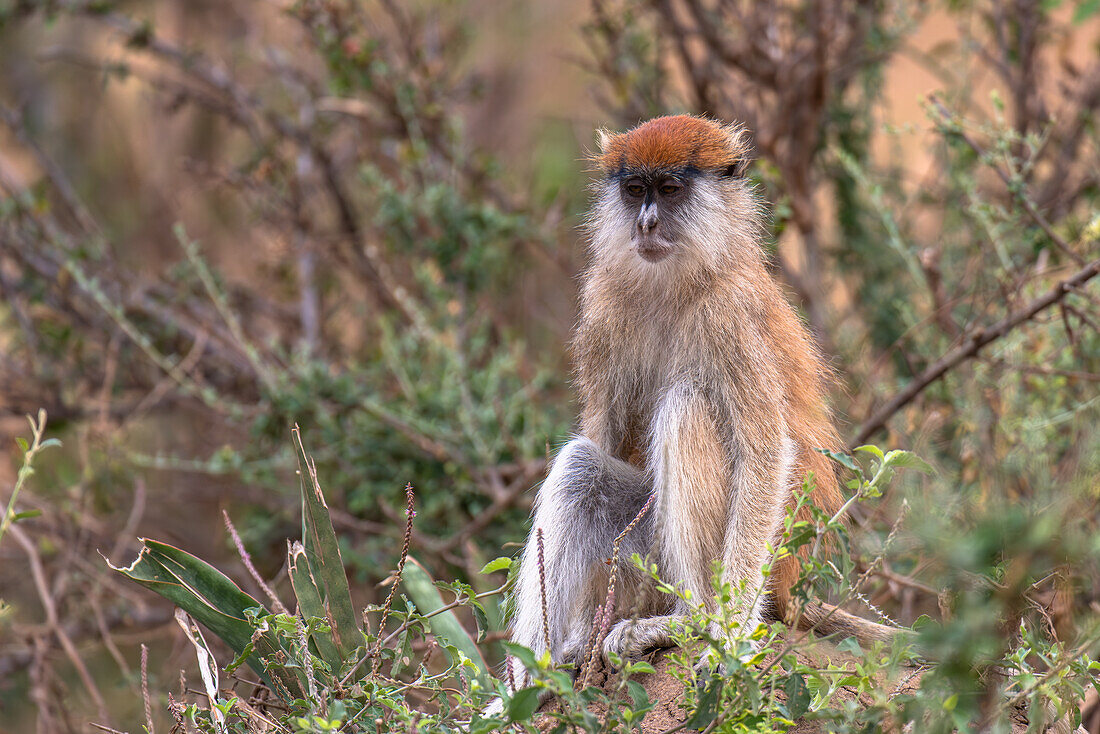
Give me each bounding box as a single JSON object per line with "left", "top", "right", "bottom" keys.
{"left": 637, "top": 211, "right": 659, "bottom": 233}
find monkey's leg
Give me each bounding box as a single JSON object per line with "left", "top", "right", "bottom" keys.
{"left": 506, "top": 436, "right": 653, "bottom": 689}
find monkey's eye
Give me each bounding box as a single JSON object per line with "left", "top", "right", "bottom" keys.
{"left": 623, "top": 180, "right": 645, "bottom": 198}
{"left": 658, "top": 181, "right": 683, "bottom": 196}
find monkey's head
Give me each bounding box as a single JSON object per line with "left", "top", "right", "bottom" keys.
{"left": 587, "top": 115, "right": 755, "bottom": 273}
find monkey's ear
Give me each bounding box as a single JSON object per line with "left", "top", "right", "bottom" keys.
{"left": 721, "top": 122, "right": 752, "bottom": 173}
{"left": 721, "top": 159, "right": 750, "bottom": 178}
{"left": 595, "top": 128, "right": 614, "bottom": 153}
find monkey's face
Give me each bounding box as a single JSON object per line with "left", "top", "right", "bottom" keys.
{"left": 589, "top": 115, "right": 758, "bottom": 277}
{"left": 618, "top": 171, "right": 692, "bottom": 263}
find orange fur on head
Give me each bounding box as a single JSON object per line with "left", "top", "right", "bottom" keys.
{"left": 593, "top": 115, "right": 750, "bottom": 174}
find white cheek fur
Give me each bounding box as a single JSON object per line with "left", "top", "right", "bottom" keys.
{"left": 584, "top": 178, "right": 762, "bottom": 287}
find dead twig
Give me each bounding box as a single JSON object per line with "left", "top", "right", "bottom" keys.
{"left": 579, "top": 492, "right": 656, "bottom": 688}
{"left": 224, "top": 510, "right": 289, "bottom": 616}
{"left": 537, "top": 528, "right": 552, "bottom": 655}
{"left": 9, "top": 523, "right": 111, "bottom": 725}
{"left": 370, "top": 483, "right": 416, "bottom": 677}
{"left": 141, "top": 644, "right": 155, "bottom": 734}
{"left": 430, "top": 461, "right": 544, "bottom": 556}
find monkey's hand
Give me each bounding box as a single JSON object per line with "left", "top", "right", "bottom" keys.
{"left": 473, "top": 684, "right": 553, "bottom": 726}
{"left": 601, "top": 615, "right": 682, "bottom": 666}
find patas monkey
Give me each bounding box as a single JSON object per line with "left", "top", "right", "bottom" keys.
{"left": 505, "top": 115, "right": 893, "bottom": 692}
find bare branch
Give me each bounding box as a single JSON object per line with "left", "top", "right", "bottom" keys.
{"left": 852, "top": 257, "right": 1100, "bottom": 447}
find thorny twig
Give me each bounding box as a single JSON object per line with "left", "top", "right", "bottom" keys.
{"left": 537, "top": 528, "right": 552, "bottom": 655}
{"left": 579, "top": 493, "right": 656, "bottom": 688}
{"left": 367, "top": 483, "right": 416, "bottom": 678}
{"left": 929, "top": 95, "right": 1086, "bottom": 266}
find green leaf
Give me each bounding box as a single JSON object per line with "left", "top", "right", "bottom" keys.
{"left": 1073, "top": 0, "right": 1100, "bottom": 22}
{"left": 836, "top": 636, "right": 863, "bottom": 656}
{"left": 11, "top": 510, "right": 42, "bottom": 521}
{"left": 685, "top": 676, "right": 721, "bottom": 729}
{"left": 853, "top": 445, "right": 885, "bottom": 460}
{"left": 784, "top": 521, "right": 817, "bottom": 551}
{"left": 943, "top": 693, "right": 958, "bottom": 711}
{"left": 108, "top": 539, "right": 303, "bottom": 698}
{"left": 547, "top": 669, "right": 574, "bottom": 692}
{"left": 501, "top": 641, "right": 538, "bottom": 671}
{"left": 883, "top": 450, "right": 935, "bottom": 475}
{"left": 815, "top": 448, "right": 859, "bottom": 473}
{"left": 507, "top": 686, "right": 541, "bottom": 722}
{"left": 467, "top": 717, "right": 503, "bottom": 734}
{"left": 294, "top": 429, "right": 361, "bottom": 659}
{"left": 479, "top": 557, "right": 512, "bottom": 574}
{"left": 390, "top": 628, "right": 415, "bottom": 678}
{"left": 39, "top": 438, "right": 62, "bottom": 449}
{"left": 785, "top": 672, "right": 810, "bottom": 719}
{"left": 113, "top": 539, "right": 264, "bottom": 652}
{"left": 15, "top": 437, "right": 28, "bottom": 452}
{"left": 402, "top": 558, "right": 488, "bottom": 676}
{"left": 626, "top": 679, "right": 650, "bottom": 709}
{"left": 287, "top": 541, "right": 341, "bottom": 670}
{"left": 471, "top": 602, "right": 490, "bottom": 643}
{"left": 912, "top": 614, "right": 935, "bottom": 632}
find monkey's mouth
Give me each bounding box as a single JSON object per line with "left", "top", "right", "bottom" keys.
{"left": 634, "top": 236, "right": 674, "bottom": 263}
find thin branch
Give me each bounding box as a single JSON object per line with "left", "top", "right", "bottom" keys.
{"left": 852, "top": 257, "right": 1100, "bottom": 447}
{"left": 10, "top": 524, "right": 111, "bottom": 725}
{"left": 0, "top": 104, "right": 101, "bottom": 237}
{"left": 429, "top": 461, "right": 544, "bottom": 555}
{"left": 223, "top": 510, "right": 289, "bottom": 616}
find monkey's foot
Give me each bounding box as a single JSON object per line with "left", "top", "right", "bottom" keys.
{"left": 601, "top": 615, "right": 682, "bottom": 665}
{"left": 480, "top": 695, "right": 504, "bottom": 718}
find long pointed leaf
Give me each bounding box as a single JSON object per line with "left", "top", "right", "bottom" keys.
{"left": 403, "top": 558, "right": 488, "bottom": 677}
{"left": 109, "top": 540, "right": 304, "bottom": 698}
{"left": 288, "top": 540, "right": 342, "bottom": 670}
{"left": 110, "top": 541, "right": 264, "bottom": 664}
{"left": 293, "top": 427, "right": 362, "bottom": 658}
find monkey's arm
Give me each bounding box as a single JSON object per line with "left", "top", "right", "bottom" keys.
{"left": 592, "top": 385, "right": 730, "bottom": 665}
{"left": 651, "top": 370, "right": 793, "bottom": 649}
{"left": 718, "top": 412, "right": 795, "bottom": 645}
{"left": 648, "top": 384, "right": 733, "bottom": 613}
